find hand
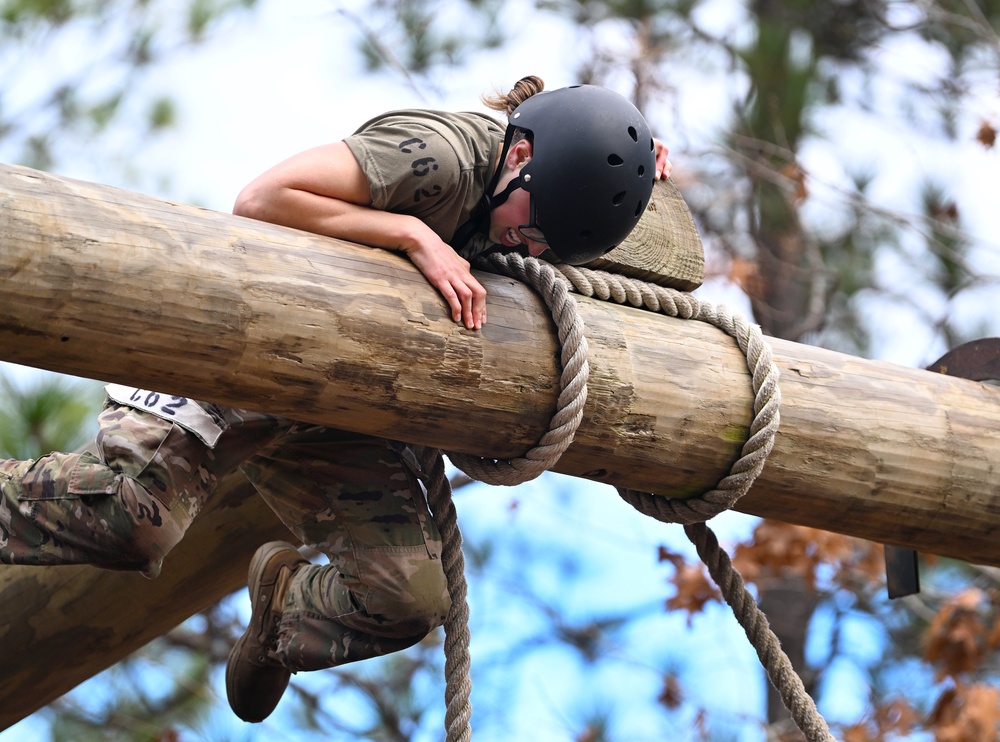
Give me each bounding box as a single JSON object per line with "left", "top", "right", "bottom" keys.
{"left": 653, "top": 138, "right": 672, "bottom": 181}
{"left": 403, "top": 231, "right": 487, "bottom": 330}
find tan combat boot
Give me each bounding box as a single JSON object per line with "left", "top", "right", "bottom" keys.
{"left": 226, "top": 541, "right": 308, "bottom": 722}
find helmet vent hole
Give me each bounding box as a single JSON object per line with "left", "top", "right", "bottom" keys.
{"left": 634, "top": 200, "right": 643, "bottom": 217}
{"left": 613, "top": 191, "right": 626, "bottom": 206}
{"left": 608, "top": 154, "right": 624, "bottom": 166}
{"left": 637, "top": 165, "right": 645, "bottom": 177}
{"left": 627, "top": 126, "right": 638, "bottom": 142}
{"left": 649, "top": 138, "right": 655, "bottom": 152}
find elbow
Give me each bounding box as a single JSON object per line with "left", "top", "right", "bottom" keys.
{"left": 232, "top": 184, "right": 268, "bottom": 220}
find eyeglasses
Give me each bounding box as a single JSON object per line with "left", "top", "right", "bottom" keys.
{"left": 517, "top": 198, "right": 547, "bottom": 244}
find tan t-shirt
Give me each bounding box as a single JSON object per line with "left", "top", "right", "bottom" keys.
{"left": 344, "top": 109, "right": 504, "bottom": 258}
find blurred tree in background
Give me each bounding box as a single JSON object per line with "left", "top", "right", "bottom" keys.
{"left": 0, "top": 0, "right": 258, "bottom": 186}
{"left": 2, "top": 0, "right": 1000, "bottom": 740}
{"left": 0, "top": 374, "right": 99, "bottom": 459}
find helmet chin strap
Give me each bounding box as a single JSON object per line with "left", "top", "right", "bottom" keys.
{"left": 486, "top": 175, "right": 522, "bottom": 211}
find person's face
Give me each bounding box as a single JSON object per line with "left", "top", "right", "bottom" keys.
{"left": 487, "top": 140, "right": 548, "bottom": 257}
{"left": 487, "top": 186, "right": 548, "bottom": 256}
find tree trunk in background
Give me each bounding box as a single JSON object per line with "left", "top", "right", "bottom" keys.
{"left": 741, "top": 2, "right": 831, "bottom": 732}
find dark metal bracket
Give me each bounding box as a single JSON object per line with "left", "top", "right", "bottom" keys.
{"left": 885, "top": 338, "right": 1000, "bottom": 599}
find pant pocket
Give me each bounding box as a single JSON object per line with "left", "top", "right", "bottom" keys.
{"left": 17, "top": 451, "right": 117, "bottom": 502}
{"left": 98, "top": 410, "right": 209, "bottom": 511}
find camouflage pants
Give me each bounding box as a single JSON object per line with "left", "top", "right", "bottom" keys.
{"left": 0, "top": 390, "right": 449, "bottom": 671}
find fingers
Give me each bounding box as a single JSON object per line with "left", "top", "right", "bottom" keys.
{"left": 653, "top": 138, "right": 672, "bottom": 181}
{"left": 438, "top": 256, "right": 486, "bottom": 330}
{"left": 452, "top": 275, "right": 487, "bottom": 331}
{"left": 402, "top": 231, "right": 488, "bottom": 330}
{"left": 659, "top": 156, "right": 673, "bottom": 180}
{"left": 439, "top": 279, "right": 486, "bottom": 330}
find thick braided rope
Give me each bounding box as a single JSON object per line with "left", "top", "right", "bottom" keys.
{"left": 554, "top": 263, "right": 832, "bottom": 741}
{"left": 554, "top": 263, "right": 781, "bottom": 524}
{"left": 685, "top": 522, "right": 836, "bottom": 741}
{"left": 424, "top": 253, "right": 589, "bottom": 742}
{"left": 447, "top": 253, "right": 589, "bottom": 484}
{"left": 416, "top": 445, "right": 473, "bottom": 742}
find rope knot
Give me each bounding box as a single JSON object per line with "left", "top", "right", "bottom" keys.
{"left": 454, "top": 256, "right": 781, "bottom": 526}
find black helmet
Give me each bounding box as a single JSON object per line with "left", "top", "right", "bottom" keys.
{"left": 510, "top": 85, "right": 656, "bottom": 265}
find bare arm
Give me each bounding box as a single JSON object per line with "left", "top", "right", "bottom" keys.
{"left": 233, "top": 142, "right": 487, "bottom": 330}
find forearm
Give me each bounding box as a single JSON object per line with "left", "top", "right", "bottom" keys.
{"left": 233, "top": 185, "right": 431, "bottom": 256}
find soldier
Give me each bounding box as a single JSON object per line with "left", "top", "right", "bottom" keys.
{"left": 0, "top": 76, "right": 668, "bottom": 722}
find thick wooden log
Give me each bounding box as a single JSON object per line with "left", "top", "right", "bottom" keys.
{"left": 0, "top": 472, "right": 288, "bottom": 730}
{"left": 0, "top": 162, "right": 999, "bottom": 725}
{"left": 3, "top": 160, "right": 1000, "bottom": 555}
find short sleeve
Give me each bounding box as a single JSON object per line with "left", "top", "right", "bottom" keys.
{"left": 343, "top": 110, "right": 503, "bottom": 243}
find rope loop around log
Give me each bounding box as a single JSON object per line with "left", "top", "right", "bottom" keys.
{"left": 447, "top": 253, "right": 590, "bottom": 485}
{"left": 425, "top": 253, "right": 834, "bottom": 742}
{"left": 457, "top": 255, "right": 783, "bottom": 523}
{"left": 554, "top": 262, "right": 785, "bottom": 525}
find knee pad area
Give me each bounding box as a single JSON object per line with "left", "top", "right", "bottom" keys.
{"left": 362, "top": 557, "right": 451, "bottom": 635}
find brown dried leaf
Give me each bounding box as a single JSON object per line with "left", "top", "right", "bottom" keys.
{"left": 780, "top": 162, "right": 809, "bottom": 202}
{"left": 658, "top": 672, "right": 684, "bottom": 710}
{"left": 876, "top": 697, "right": 920, "bottom": 736}
{"left": 987, "top": 609, "right": 1000, "bottom": 650}
{"left": 843, "top": 722, "right": 877, "bottom": 742}
{"left": 964, "top": 685, "right": 1000, "bottom": 742}
{"left": 732, "top": 520, "right": 813, "bottom": 586}
{"left": 924, "top": 589, "right": 989, "bottom": 680}
{"left": 842, "top": 698, "right": 918, "bottom": 741}
{"left": 930, "top": 687, "right": 960, "bottom": 739}
{"left": 929, "top": 683, "right": 1000, "bottom": 742}
{"left": 732, "top": 520, "right": 884, "bottom": 592}
{"left": 666, "top": 563, "right": 722, "bottom": 623}
{"left": 977, "top": 120, "right": 997, "bottom": 149}
{"left": 693, "top": 708, "right": 708, "bottom": 739}
{"left": 657, "top": 545, "right": 686, "bottom": 569}
{"left": 931, "top": 200, "right": 959, "bottom": 223}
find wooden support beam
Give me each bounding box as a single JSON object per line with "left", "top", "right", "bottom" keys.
{"left": 0, "top": 163, "right": 999, "bottom": 725}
